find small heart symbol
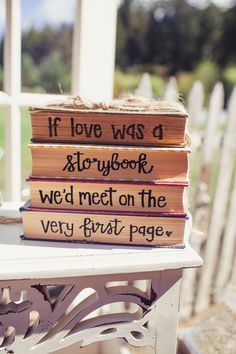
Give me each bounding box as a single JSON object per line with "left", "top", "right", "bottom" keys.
{"left": 166, "top": 231, "right": 172, "bottom": 237}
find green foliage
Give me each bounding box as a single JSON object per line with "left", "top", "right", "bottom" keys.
{"left": 0, "top": 0, "right": 235, "bottom": 95}
{"left": 116, "top": 0, "right": 226, "bottom": 74}
{"left": 116, "top": 0, "right": 150, "bottom": 68}
{"left": 22, "top": 26, "right": 72, "bottom": 69}
{"left": 21, "top": 25, "right": 72, "bottom": 93}
{"left": 223, "top": 65, "right": 236, "bottom": 86}
{"left": 218, "top": 6, "right": 236, "bottom": 66}
{"left": 114, "top": 69, "right": 165, "bottom": 98}
{"left": 39, "top": 51, "right": 70, "bottom": 93}
{"left": 223, "top": 65, "right": 236, "bottom": 99}
{"left": 150, "top": 75, "right": 165, "bottom": 97}
{"left": 22, "top": 53, "right": 40, "bottom": 89}
{"left": 114, "top": 69, "right": 141, "bottom": 96}
{"left": 177, "top": 72, "right": 194, "bottom": 99}
{"left": 193, "top": 60, "right": 220, "bottom": 93}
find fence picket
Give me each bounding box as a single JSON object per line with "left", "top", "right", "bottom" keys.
{"left": 187, "top": 80, "right": 204, "bottom": 131}
{"left": 215, "top": 87, "right": 236, "bottom": 290}
{"left": 163, "top": 77, "right": 178, "bottom": 102}
{"left": 192, "top": 82, "right": 224, "bottom": 225}
{"left": 181, "top": 80, "right": 204, "bottom": 318}
{"left": 134, "top": 72, "right": 153, "bottom": 99}
{"left": 180, "top": 82, "right": 224, "bottom": 318}
{"left": 180, "top": 229, "right": 204, "bottom": 319}
{"left": 215, "top": 169, "right": 236, "bottom": 290}
{"left": 187, "top": 82, "right": 205, "bottom": 213}
{"left": 195, "top": 86, "right": 236, "bottom": 313}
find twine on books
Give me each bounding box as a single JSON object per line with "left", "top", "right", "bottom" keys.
{"left": 0, "top": 216, "right": 22, "bottom": 224}
{"left": 185, "top": 133, "right": 192, "bottom": 147}
{"left": 46, "top": 94, "right": 187, "bottom": 115}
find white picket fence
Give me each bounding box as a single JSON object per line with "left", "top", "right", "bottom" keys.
{"left": 136, "top": 74, "right": 236, "bottom": 319}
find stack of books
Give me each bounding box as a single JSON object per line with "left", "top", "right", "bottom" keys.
{"left": 20, "top": 96, "right": 190, "bottom": 247}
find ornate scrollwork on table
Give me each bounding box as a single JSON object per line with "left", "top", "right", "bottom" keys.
{"left": 0, "top": 273, "right": 165, "bottom": 353}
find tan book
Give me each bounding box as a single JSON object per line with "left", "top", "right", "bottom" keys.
{"left": 20, "top": 201, "right": 187, "bottom": 247}
{"left": 29, "top": 102, "right": 188, "bottom": 147}
{"left": 29, "top": 143, "right": 189, "bottom": 183}
{"left": 29, "top": 177, "right": 187, "bottom": 214}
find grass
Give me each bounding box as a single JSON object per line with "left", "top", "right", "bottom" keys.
{"left": 114, "top": 69, "right": 142, "bottom": 97}
{"left": 114, "top": 69, "right": 165, "bottom": 98}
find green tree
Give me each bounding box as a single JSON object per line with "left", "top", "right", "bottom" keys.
{"left": 22, "top": 25, "right": 72, "bottom": 69}
{"left": 219, "top": 5, "right": 236, "bottom": 66}
{"left": 39, "top": 51, "right": 70, "bottom": 93}
{"left": 22, "top": 53, "right": 40, "bottom": 89}
{"left": 116, "top": 0, "right": 150, "bottom": 68}
{"left": 116, "top": 0, "right": 225, "bottom": 74}
{"left": 21, "top": 25, "right": 72, "bottom": 92}
{"left": 194, "top": 59, "right": 220, "bottom": 92}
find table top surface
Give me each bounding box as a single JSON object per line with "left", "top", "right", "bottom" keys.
{"left": 0, "top": 208, "right": 202, "bottom": 280}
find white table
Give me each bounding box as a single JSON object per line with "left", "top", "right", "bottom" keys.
{"left": 0, "top": 216, "right": 202, "bottom": 353}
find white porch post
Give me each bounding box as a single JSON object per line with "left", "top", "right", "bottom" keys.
{"left": 71, "top": 0, "right": 118, "bottom": 101}
{"left": 3, "top": 0, "right": 21, "bottom": 202}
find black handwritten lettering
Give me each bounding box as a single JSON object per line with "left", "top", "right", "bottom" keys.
{"left": 111, "top": 125, "right": 126, "bottom": 139}
{"left": 158, "top": 196, "right": 167, "bottom": 208}
{"left": 79, "top": 218, "right": 125, "bottom": 238}
{"left": 40, "top": 220, "right": 74, "bottom": 237}
{"left": 48, "top": 117, "right": 61, "bottom": 137}
{"left": 129, "top": 224, "right": 169, "bottom": 242}
{"left": 41, "top": 219, "right": 50, "bottom": 233}
{"left": 39, "top": 190, "right": 54, "bottom": 204}
{"left": 138, "top": 190, "right": 167, "bottom": 208}
{"left": 111, "top": 124, "right": 144, "bottom": 140}
{"left": 152, "top": 124, "right": 164, "bottom": 140}
{"left": 137, "top": 124, "right": 145, "bottom": 139}
{"left": 39, "top": 186, "right": 74, "bottom": 205}
{"left": 53, "top": 191, "right": 63, "bottom": 204}
{"left": 118, "top": 193, "right": 135, "bottom": 206}
{"left": 70, "top": 118, "right": 102, "bottom": 138}
{"left": 64, "top": 186, "right": 74, "bottom": 204}
{"left": 78, "top": 187, "right": 116, "bottom": 206}
{"left": 62, "top": 152, "right": 154, "bottom": 176}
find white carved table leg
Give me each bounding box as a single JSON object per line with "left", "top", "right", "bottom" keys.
{"left": 0, "top": 270, "right": 182, "bottom": 354}
{"left": 152, "top": 269, "right": 182, "bottom": 354}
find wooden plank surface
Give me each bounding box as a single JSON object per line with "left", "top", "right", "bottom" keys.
{"left": 0, "top": 221, "right": 202, "bottom": 280}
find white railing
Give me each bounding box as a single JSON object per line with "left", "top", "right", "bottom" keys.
{"left": 0, "top": 0, "right": 118, "bottom": 203}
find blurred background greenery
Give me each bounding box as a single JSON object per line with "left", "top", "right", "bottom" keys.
{"left": 0, "top": 0, "right": 236, "bottom": 103}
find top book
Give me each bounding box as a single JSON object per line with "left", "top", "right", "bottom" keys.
{"left": 29, "top": 96, "right": 188, "bottom": 147}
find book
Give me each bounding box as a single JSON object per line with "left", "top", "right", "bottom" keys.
{"left": 29, "top": 177, "right": 187, "bottom": 214}
{"left": 29, "top": 103, "right": 188, "bottom": 147}
{"left": 29, "top": 143, "right": 189, "bottom": 183}
{"left": 20, "top": 201, "right": 187, "bottom": 246}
